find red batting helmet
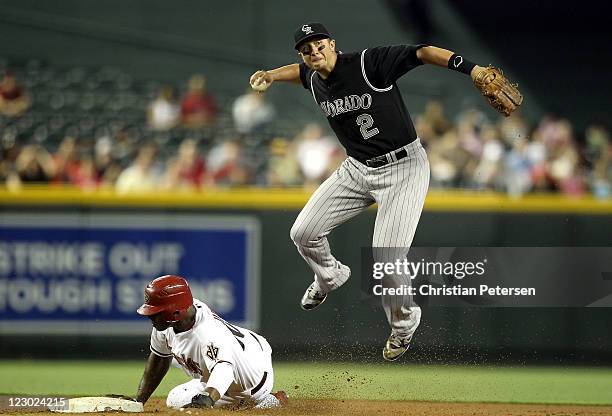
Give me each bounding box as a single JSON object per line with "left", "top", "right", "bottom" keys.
{"left": 137, "top": 275, "right": 193, "bottom": 323}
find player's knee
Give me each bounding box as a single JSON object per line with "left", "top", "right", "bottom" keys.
{"left": 165, "top": 388, "right": 187, "bottom": 409}
{"left": 166, "top": 379, "right": 202, "bottom": 409}
{"left": 289, "top": 222, "right": 306, "bottom": 246}
{"left": 290, "top": 221, "right": 322, "bottom": 247}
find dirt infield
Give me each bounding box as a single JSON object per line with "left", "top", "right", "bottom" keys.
{"left": 4, "top": 398, "right": 612, "bottom": 416}
{"left": 3, "top": 398, "right": 612, "bottom": 416}
{"left": 140, "top": 398, "right": 612, "bottom": 416}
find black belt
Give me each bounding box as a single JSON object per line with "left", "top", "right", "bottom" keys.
{"left": 250, "top": 371, "right": 268, "bottom": 395}
{"left": 365, "top": 147, "right": 408, "bottom": 168}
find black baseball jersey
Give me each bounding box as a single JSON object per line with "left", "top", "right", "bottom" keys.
{"left": 299, "top": 44, "right": 426, "bottom": 163}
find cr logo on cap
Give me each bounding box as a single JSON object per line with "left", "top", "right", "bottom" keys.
{"left": 302, "top": 24, "right": 313, "bottom": 34}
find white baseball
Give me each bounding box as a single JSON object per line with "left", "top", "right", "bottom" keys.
{"left": 251, "top": 79, "right": 268, "bottom": 92}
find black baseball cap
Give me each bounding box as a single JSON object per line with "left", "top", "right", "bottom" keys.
{"left": 294, "top": 22, "right": 331, "bottom": 50}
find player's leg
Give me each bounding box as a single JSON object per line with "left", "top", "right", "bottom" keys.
{"left": 251, "top": 340, "right": 286, "bottom": 409}
{"left": 370, "top": 140, "right": 430, "bottom": 360}
{"left": 251, "top": 367, "right": 283, "bottom": 409}
{"left": 290, "top": 158, "right": 373, "bottom": 306}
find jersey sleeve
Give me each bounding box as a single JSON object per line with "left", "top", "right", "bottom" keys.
{"left": 205, "top": 361, "right": 234, "bottom": 398}
{"left": 149, "top": 330, "right": 173, "bottom": 358}
{"left": 299, "top": 63, "right": 313, "bottom": 90}
{"left": 363, "top": 44, "right": 427, "bottom": 88}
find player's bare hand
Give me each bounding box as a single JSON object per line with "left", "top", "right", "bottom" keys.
{"left": 249, "top": 70, "right": 273, "bottom": 92}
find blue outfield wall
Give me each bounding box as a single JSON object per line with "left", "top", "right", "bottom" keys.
{"left": 0, "top": 212, "right": 260, "bottom": 334}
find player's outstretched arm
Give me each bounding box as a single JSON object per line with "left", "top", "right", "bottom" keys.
{"left": 416, "top": 46, "right": 485, "bottom": 79}
{"left": 249, "top": 64, "right": 301, "bottom": 92}
{"left": 416, "top": 46, "right": 523, "bottom": 116}
{"left": 135, "top": 352, "right": 172, "bottom": 404}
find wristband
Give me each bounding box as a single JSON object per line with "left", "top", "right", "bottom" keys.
{"left": 448, "top": 53, "right": 476, "bottom": 75}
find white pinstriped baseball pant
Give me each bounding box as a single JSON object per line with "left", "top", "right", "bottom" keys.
{"left": 290, "top": 138, "right": 430, "bottom": 337}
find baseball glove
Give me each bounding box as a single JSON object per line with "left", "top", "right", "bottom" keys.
{"left": 473, "top": 66, "right": 523, "bottom": 117}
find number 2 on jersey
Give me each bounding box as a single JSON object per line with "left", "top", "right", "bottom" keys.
{"left": 356, "top": 113, "right": 380, "bottom": 140}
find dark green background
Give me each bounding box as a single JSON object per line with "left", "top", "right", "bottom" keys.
{"left": 0, "top": 0, "right": 559, "bottom": 126}
{"left": 2, "top": 0, "right": 610, "bottom": 127}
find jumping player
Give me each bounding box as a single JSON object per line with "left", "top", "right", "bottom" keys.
{"left": 133, "top": 275, "right": 287, "bottom": 409}
{"left": 249, "top": 23, "right": 521, "bottom": 361}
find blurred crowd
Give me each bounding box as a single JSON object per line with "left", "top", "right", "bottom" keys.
{"left": 1, "top": 68, "right": 610, "bottom": 198}
{"left": 416, "top": 102, "right": 611, "bottom": 198}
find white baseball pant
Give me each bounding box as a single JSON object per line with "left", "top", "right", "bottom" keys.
{"left": 290, "top": 138, "right": 430, "bottom": 337}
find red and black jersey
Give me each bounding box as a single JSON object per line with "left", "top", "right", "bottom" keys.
{"left": 299, "top": 44, "right": 426, "bottom": 163}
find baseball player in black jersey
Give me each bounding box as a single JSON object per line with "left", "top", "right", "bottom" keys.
{"left": 250, "top": 23, "right": 520, "bottom": 361}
